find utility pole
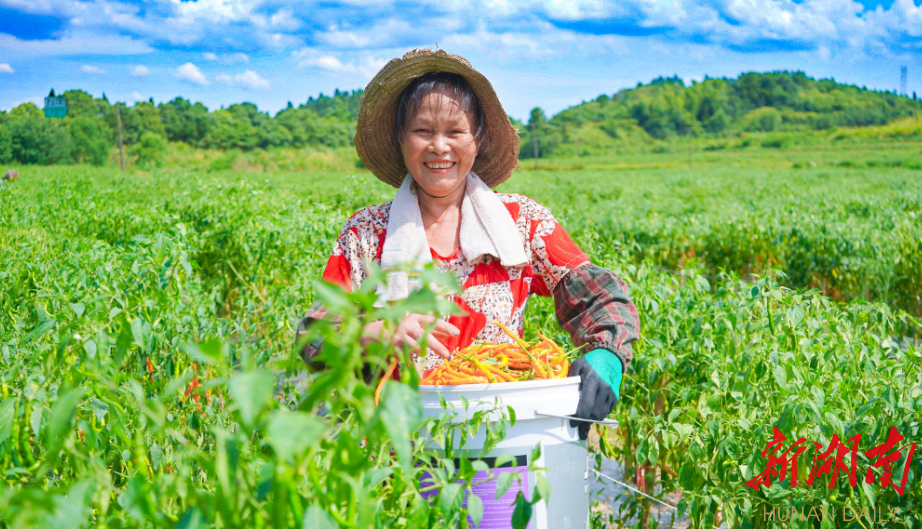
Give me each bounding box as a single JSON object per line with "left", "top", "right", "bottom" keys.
{"left": 531, "top": 121, "right": 539, "bottom": 170}
{"left": 115, "top": 103, "right": 126, "bottom": 172}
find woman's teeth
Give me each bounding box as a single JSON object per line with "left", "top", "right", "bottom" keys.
{"left": 425, "top": 162, "right": 454, "bottom": 169}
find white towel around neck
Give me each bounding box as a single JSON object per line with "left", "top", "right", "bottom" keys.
{"left": 378, "top": 172, "right": 528, "bottom": 303}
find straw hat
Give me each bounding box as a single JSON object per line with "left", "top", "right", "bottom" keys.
{"left": 355, "top": 48, "right": 520, "bottom": 188}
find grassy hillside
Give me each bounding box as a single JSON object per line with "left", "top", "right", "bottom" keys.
{"left": 516, "top": 72, "right": 922, "bottom": 158}
{"left": 2, "top": 72, "right": 920, "bottom": 168}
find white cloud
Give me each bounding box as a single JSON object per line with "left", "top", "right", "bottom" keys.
{"left": 215, "top": 69, "right": 271, "bottom": 89}
{"left": 130, "top": 64, "right": 150, "bottom": 76}
{"left": 130, "top": 91, "right": 145, "bottom": 101}
{"left": 80, "top": 64, "right": 106, "bottom": 74}
{"left": 442, "top": 21, "right": 629, "bottom": 61}
{"left": 4, "top": 0, "right": 922, "bottom": 69}
{"left": 170, "top": 0, "right": 261, "bottom": 25}
{"left": 295, "top": 50, "right": 387, "bottom": 79}
{"left": 175, "top": 62, "right": 209, "bottom": 85}
{"left": 0, "top": 63, "right": 13, "bottom": 73}
{"left": 251, "top": 9, "right": 300, "bottom": 31}
{"left": 316, "top": 19, "right": 416, "bottom": 49}
{"left": 0, "top": 32, "right": 154, "bottom": 57}
{"left": 203, "top": 51, "right": 250, "bottom": 64}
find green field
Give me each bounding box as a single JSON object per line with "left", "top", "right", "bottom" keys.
{"left": 1, "top": 140, "right": 921, "bottom": 528}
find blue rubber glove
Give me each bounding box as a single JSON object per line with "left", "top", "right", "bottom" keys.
{"left": 585, "top": 348, "right": 623, "bottom": 401}
{"left": 568, "top": 349, "right": 623, "bottom": 440}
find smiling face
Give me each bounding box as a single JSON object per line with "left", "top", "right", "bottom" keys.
{"left": 399, "top": 92, "right": 478, "bottom": 198}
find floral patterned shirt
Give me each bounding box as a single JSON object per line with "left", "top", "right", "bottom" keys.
{"left": 299, "top": 193, "right": 638, "bottom": 372}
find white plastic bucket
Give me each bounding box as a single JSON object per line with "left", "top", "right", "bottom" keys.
{"left": 419, "top": 376, "right": 589, "bottom": 529}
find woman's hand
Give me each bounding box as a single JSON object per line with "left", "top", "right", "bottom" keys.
{"left": 361, "top": 314, "right": 460, "bottom": 359}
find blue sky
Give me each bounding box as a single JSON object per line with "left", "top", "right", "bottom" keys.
{"left": 1, "top": 0, "right": 920, "bottom": 120}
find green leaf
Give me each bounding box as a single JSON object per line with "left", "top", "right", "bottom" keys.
{"left": 673, "top": 423, "right": 694, "bottom": 439}
{"left": 91, "top": 399, "right": 108, "bottom": 423}
{"left": 266, "top": 410, "right": 325, "bottom": 462}
{"left": 25, "top": 319, "right": 56, "bottom": 342}
{"left": 312, "top": 280, "right": 351, "bottom": 313}
{"left": 467, "top": 493, "right": 484, "bottom": 528}
{"left": 378, "top": 381, "right": 422, "bottom": 468}
{"left": 471, "top": 460, "right": 489, "bottom": 473}
{"left": 0, "top": 399, "right": 13, "bottom": 445}
{"left": 164, "top": 371, "right": 193, "bottom": 400}
{"left": 529, "top": 443, "right": 541, "bottom": 463}
{"left": 149, "top": 442, "right": 162, "bottom": 468}
{"left": 69, "top": 302, "right": 85, "bottom": 318}
{"left": 860, "top": 480, "right": 877, "bottom": 506}
{"left": 824, "top": 411, "right": 844, "bottom": 435}
{"left": 772, "top": 365, "right": 787, "bottom": 388}
{"left": 117, "top": 476, "right": 148, "bottom": 523}
{"left": 648, "top": 437, "right": 660, "bottom": 465}
{"left": 180, "top": 340, "right": 222, "bottom": 366}
{"left": 83, "top": 340, "right": 97, "bottom": 358}
{"left": 176, "top": 507, "right": 203, "bottom": 529}
{"left": 511, "top": 491, "right": 533, "bottom": 529}
{"left": 228, "top": 370, "right": 274, "bottom": 429}
{"left": 535, "top": 474, "right": 551, "bottom": 504}
{"left": 303, "top": 506, "right": 336, "bottom": 529}
{"left": 214, "top": 429, "right": 240, "bottom": 508}
{"left": 439, "top": 483, "right": 464, "bottom": 519}
{"left": 407, "top": 493, "right": 430, "bottom": 527}
{"left": 130, "top": 317, "right": 148, "bottom": 350}
{"left": 48, "top": 479, "right": 94, "bottom": 528}
{"left": 364, "top": 467, "right": 393, "bottom": 488}
{"left": 46, "top": 388, "right": 85, "bottom": 449}
{"left": 495, "top": 472, "right": 515, "bottom": 500}
{"left": 257, "top": 462, "right": 275, "bottom": 501}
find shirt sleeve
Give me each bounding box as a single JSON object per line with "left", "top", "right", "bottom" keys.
{"left": 552, "top": 263, "right": 639, "bottom": 371}
{"left": 296, "top": 216, "right": 374, "bottom": 361}
{"left": 526, "top": 201, "right": 591, "bottom": 296}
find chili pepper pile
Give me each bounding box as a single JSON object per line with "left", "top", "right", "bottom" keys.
{"left": 420, "top": 322, "right": 571, "bottom": 385}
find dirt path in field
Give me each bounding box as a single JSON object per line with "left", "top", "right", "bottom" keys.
{"left": 590, "top": 457, "right": 731, "bottom": 528}
{"left": 590, "top": 457, "right": 692, "bottom": 528}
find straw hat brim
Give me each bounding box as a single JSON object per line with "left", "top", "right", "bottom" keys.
{"left": 355, "top": 48, "right": 520, "bottom": 189}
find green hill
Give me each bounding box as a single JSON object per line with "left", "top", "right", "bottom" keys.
{"left": 1, "top": 72, "right": 919, "bottom": 167}
{"left": 516, "top": 71, "right": 922, "bottom": 158}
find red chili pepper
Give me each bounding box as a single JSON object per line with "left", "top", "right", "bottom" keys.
{"left": 184, "top": 377, "right": 200, "bottom": 399}
{"left": 145, "top": 357, "right": 154, "bottom": 373}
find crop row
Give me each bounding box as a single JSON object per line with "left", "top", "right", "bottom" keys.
{"left": 1, "top": 167, "right": 920, "bottom": 528}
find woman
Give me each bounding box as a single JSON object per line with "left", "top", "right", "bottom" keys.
{"left": 299, "top": 49, "right": 639, "bottom": 440}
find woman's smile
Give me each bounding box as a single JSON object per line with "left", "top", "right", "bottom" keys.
{"left": 423, "top": 160, "right": 456, "bottom": 172}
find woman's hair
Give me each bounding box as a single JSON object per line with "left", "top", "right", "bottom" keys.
{"left": 394, "top": 72, "right": 489, "bottom": 153}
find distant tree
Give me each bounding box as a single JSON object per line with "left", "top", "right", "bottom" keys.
{"left": 62, "top": 90, "right": 109, "bottom": 119}
{"left": 131, "top": 131, "right": 167, "bottom": 168}
{"left": 9, "top": 103, "right": 43, "bottom": 120}
{"left": 159, "top": 97, "right": 212, "bottom": 146}
{"left": 0, "top": 125, "right": 11, "bottom": 163}
{"left": 121, "top": 101, "right": 166, "bottom": 144}
{"left": 302, "top": 89, "right": 363, "bottom": 121}
{"left": 6, "top": 118, "right": 73, "bottom": 164}
{"left": 743, "top": 107, "right": 782, "bottom": 132}
{"left": 67, "top": 117, "right": 110, "bottom": 165}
